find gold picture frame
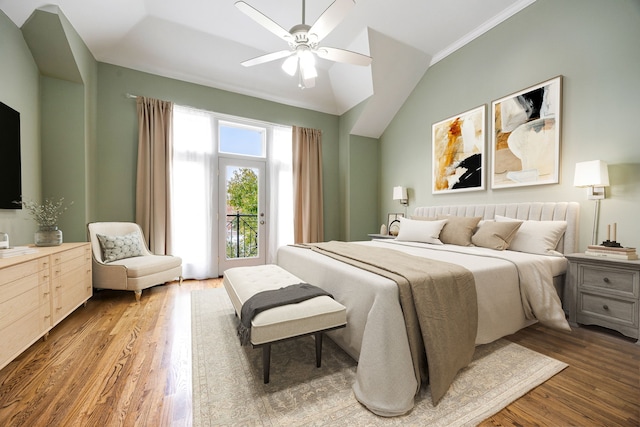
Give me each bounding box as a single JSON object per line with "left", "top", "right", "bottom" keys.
{"left": 432, "top": 105, "right": 486, "bottom": 194}
{"left": 491, "top": 76, "right": 562, "bottom": 188}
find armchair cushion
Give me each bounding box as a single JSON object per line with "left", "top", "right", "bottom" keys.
{"left": 108, "top": 254, "right": 183, "bottom": 278}
{"left": 97, "top": 232, "right": 144, "bottom": 263}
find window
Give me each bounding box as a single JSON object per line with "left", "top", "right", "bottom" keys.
{"left": 171, "top": 106, "right": 292, "bottom": 279}
{"left": 219, "top": 121, "right": 265, "bottom": 157}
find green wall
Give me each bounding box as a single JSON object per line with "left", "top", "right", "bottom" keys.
{"left": 337, "top": 99, "right": 379, "bottom": 241}
{"left": 40, "top": 77, "right": 86, "bottom": 242}
{"left": 96, "top": 64, "right": 342, "bottom": 240}
{"left": 349, "top": 134, "right": 379, "bottom": 240}
{"left": 379, "top": 0, "right": 640, "bottom": 250}
{"left": 0, "top": 10, "right": 41, "bottom": 245}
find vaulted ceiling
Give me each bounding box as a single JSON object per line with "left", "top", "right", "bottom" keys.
{"left": 1, "top": 0, "right": 535, "bottom": 137}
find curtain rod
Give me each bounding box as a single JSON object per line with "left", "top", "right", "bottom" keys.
{"left": 124, "top": 93, "right": 291, "bottom": 130}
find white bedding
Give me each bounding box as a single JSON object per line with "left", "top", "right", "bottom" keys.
{"left": 276, "top": 239, "right": 569, "bottom": 417}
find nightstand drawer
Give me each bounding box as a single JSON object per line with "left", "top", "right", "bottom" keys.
{"left": 578, "top": 291, "right": 636, "bottom": 325}
{"left": 580, "top": 265, "right": 638, "bottom": 297}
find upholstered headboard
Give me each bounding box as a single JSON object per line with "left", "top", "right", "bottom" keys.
{"left": 413, "top": 202, "right": 580, "bottom": 254}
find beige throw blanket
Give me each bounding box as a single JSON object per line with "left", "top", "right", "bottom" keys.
{"left": 302, "top": 241, "right": 477, "bottom": 405}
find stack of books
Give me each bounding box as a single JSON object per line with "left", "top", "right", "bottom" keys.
{"left": 0, "top": 246, "right": 39, "bottom": 259}
{"left": 585, "top": 245, "right": 638, "bottom": 260}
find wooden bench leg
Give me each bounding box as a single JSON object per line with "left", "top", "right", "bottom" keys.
{"left": 262, "top": 344, "right": 271, "bottom": 384}
{"left": 315, "top": 332, "right": 323, "bottom": 368}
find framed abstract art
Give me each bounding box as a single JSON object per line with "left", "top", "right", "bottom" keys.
{"left": 432, "top": 105, "right": 485, "bottom": 194}
{"left": 491, "top": 76, "right": 562, "bottom": 189}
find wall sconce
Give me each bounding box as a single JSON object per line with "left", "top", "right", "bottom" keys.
{"left": 574, "top": 160, "right": 610, "bottom": 245}
{"left": 574, "top": 160, "right": 610, "bottom": 200}
{"left": 393, "top": 186, "right": 408, "bottom": 206}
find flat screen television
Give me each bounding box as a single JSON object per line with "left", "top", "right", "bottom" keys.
{"left": 0, "top": 101, "right": 22, "bottom": 209}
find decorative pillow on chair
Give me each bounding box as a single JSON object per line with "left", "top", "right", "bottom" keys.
{"left": 495, "top": 215, "right": 567, "bottom": 256}
{"left": 396, "top": 217, "right": 447, "bottom": 244}
{"left": 97, "top": 232, "right": 144, "bottom": 263}
{"left": 472, "top": 220, "right": 522, "bottom": 250}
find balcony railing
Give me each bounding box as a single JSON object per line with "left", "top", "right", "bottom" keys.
{"left": 226, "top": 212, "right": 258, "bottom": 258}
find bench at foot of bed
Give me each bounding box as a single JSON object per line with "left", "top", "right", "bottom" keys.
{"left": 223, "top": 264, "right": 347, "bottom": 383}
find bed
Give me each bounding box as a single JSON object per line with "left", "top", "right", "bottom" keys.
{"left": 276, "top": 202, "right": 579, "bottom": 417}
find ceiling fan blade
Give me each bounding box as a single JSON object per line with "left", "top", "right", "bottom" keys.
{"left": 241, "top": 50, "right": 293, "bottom": 67}
{"left": 316, "top": 47, "right": 372, "bottom": 66}
{"left": 308, "top": 0, "right": 354, "bottom": 43}
{"left": 235, "top": 1, "right": 293, "bottom": 42}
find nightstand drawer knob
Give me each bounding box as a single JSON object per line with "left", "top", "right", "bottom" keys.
{"left": 603, "top": 277, "right": 610, "bottom": 283}
{"left": 603, "top": 304, "right": 609, "bottom": 310}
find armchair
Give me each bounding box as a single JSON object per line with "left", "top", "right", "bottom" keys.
{"left": 87, "top": 222, "right": 183, "bottom": 301}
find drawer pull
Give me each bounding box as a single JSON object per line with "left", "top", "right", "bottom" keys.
{"left": 603, "top": 277, "right": 610, "bottom": 283}
{"left": 603, "top": 304, "right": 609, "bottom": 310}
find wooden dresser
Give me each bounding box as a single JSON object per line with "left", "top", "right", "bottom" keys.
{"left": 0, "top": 243, "right": 92, "bottom": 370}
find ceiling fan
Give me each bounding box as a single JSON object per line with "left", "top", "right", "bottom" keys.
{"left": 235, "top": 0, "right": 372, "bottom": 89}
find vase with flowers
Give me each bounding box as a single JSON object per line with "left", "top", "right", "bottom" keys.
{"left": 19, "top": 197, "right": 73, "bottom": 246}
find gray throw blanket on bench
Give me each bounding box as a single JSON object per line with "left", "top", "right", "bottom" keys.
{"left": 238, "top": 283, "right": 334, "bottom": 346}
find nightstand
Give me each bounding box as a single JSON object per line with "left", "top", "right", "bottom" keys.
{"left": 566, "top": 253, "right": 639, "bottom": 343}
{"left": 367, "top": 234, "right": 396, "bottom": 240}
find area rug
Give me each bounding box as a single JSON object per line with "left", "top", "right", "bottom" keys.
{"left": 192, "top": 288, "right": 567, "bottom": 426}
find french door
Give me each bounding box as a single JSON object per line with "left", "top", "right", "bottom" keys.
{"left": 218, "top": 157, "right": 267, "bottom": 273}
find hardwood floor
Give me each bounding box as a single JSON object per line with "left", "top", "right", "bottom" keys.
{"left": 0, "top": 279, "right": 638, "bottom": 426}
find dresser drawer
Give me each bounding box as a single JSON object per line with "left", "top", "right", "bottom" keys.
{"left": 579, "top": 264, "right": 638, "bottom": 297}
{"left": 0, "top": 308, "right": 46, "bottom": 366}
{"left": 0, "top": 281, "right": 41, "bottom": 330}
{"left": 578, "top": 291, "right": 637, "bottom": 326}
{"left": 0, "top": 260, "right": 40, "bottom": 288}
{"left": 51, "top": 254, "right": 88, "bottom": 280}
{"left": 0, "top": 272, "right": 40, "bottom": 304}
{"left": 51, "top": 246, "right": 87, "bottom": 266}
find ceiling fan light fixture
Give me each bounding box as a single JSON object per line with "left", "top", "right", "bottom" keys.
{"left": 300, "top": 62, "right": 317, "bottom": 81}
{"left": 299, "top": 48, "right": 315, "bottom": 67}
{"left": 282, "top": 55, "right": 298, "bottom": 76}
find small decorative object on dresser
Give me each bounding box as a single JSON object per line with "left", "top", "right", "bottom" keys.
{"left": 387, "top": 213, "right": 404, "bottom": 236}
{"left": 0, "top": 231, "right": 8, "bottom": 249}
{"left": 17, "top": 197, "right": 73, "bottom": 246}
{"left": 566, "top": 253, "right": 639, "bottom": 343}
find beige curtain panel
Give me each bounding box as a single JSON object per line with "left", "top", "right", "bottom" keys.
{"left": 135, "top": 96, "right": 174, "bottom": 254}
{"left": 292, "top": 126, "right": 324, "bottom": 244}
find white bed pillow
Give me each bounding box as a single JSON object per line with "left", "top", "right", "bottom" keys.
{"left": 495, "top": 215, "right": 567, "bottom": 256}
{"left": 396, "top": 217, "right": 447, "bottom": 244}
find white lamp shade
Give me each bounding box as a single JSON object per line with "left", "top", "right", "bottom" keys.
{"left": 393, "top": 186, "right": 407, "bottom": 200}
{"left": 574, "top": 160, "right": 610, "bottom": 187}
